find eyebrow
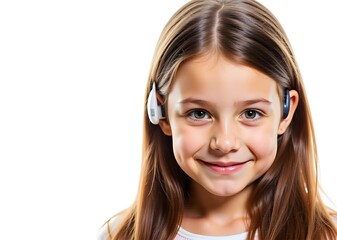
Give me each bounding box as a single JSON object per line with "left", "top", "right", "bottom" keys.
{"left": 234, "top": 98, "right": 272, "bottom": 106}
{"left": 178, "top": 97, "right": 272, "bottom": 107}
{"left": 178, "top": 98, "right": 216, "bottom": 108}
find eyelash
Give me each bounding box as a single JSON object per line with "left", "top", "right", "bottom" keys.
{"left": 186, "top": 109, "right": 264, "bottom": 122}
{"left": 186, "top": 109, "right": 211, "bottom": 121}
{"left": 240, "top": 109, "right": 263, "bottom": 121}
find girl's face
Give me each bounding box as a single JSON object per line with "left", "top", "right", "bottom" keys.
{"left": 160, "top": 54, "right": 295, "bottom": 197}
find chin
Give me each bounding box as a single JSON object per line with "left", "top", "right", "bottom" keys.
{"left": 213, "top": 190, "right": 243, "bottom": 197}
{"left": 203, "top": 180, "right": 254, "bottom": 198}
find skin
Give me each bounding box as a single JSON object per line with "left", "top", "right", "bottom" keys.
{"left": 159, "top": 53, "right": 298, "bottom": 236}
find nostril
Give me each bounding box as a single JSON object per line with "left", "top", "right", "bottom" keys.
{"left": 209, "top": 135, "right": 240, "bottom": 154}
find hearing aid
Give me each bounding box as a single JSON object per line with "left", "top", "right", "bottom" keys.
{"left": 283, "top": 89, "right": 290, "bottom": 119}
{"left": 147, "top": 82, "right": 166, "bottom": 125}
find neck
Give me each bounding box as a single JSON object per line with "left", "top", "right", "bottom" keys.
{"left": 182, "top": 180, "right": 253, "bottom": 235}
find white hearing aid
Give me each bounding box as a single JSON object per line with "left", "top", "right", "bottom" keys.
{"left": 147, "top": 82, "right": 165, "bottom": 125}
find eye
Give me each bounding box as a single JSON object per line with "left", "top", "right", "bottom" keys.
{"left": 187, "top": 109, "right": 210, "bottom": 120}
{"left": 241, "top": 109, "right": 262, "bottom": 120}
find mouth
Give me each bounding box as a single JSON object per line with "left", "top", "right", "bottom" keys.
{"left": 199, "top": 159, "right": 252, "bottom": 174}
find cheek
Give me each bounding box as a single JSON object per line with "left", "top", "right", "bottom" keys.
{"left": 247, "top": 125, "right": 278, "bottom": 169}
{"left": 171, "top": 124, "right": 205, "bottom": 164}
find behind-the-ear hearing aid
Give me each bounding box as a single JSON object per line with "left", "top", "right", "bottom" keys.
{"left": 147, "top": 82, "right": 166, "bottom": 125}
{"left": 283, "top": 89, "right": 290, "bottom": 119}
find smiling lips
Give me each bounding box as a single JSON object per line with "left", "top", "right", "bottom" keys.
{"left": 200, "top": 160, "right": 251, "bottom": 174}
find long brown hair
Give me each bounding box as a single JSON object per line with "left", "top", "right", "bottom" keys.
{"left": 111, "top": 0, "right": 337, "bottom": 239}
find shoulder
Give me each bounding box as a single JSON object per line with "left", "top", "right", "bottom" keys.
{"left": 97, "top": 221, "right": 110, "bottom": 240}
{"left": 329, "top": 210, "right": 337, "bottom": 226}
{"left": 97, "top": 216, "right": 123, "bottom": 240}
{"left": 329, "top": 214, "right": 337, "bottom": 240}
{"left": 333, "top": 216, "right": 337, "bottom": 227}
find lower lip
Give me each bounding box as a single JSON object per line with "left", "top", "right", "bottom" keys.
{"left": 201, "top": 161, "right": 249, "bottom": 175}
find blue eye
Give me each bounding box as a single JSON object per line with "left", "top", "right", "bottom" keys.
{"left": 188, "top": 110, "right": 210, "bottom": 120}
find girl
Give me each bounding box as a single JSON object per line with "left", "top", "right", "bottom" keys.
{"left": 100, "top": 0, "right": 337, "bottom": 239}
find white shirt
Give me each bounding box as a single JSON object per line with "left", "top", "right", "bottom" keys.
{"left": 97, "top": 218, "right": 249, "bottom": 240}
{"left": 175, "top": 228, "right": 248, "bottom": 240}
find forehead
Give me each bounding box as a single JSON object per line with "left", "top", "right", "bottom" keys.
{"left": 170, "top": 54, "right": 279, "bottom": 101}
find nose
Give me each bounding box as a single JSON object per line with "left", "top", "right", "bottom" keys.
{"left": 209, "top": 120, "right": 240, "bottom": 154}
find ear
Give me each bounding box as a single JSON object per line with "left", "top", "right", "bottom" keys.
{"left": 278, "top": 90, "right": 299, "bottom": 135}
{"left": 156, "top": 93, "right": 172, "bottom": 136}
{"left": 159, "top": 119, "right": 172, "bottom": 136}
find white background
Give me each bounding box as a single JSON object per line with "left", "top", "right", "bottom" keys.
{"left": 0, "top": 1, "right": 336, "bottom": 239}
